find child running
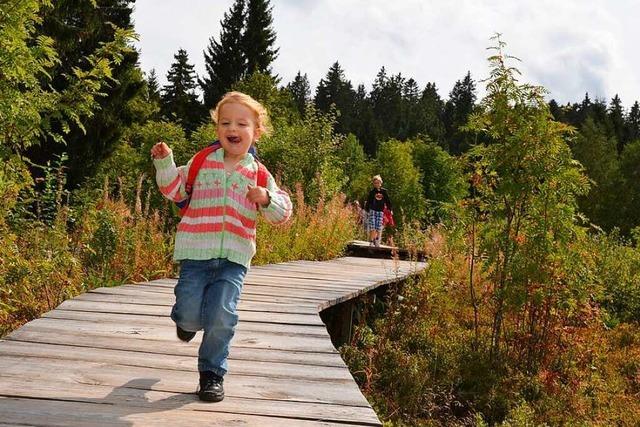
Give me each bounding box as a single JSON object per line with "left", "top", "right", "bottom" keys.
{"left": 150, "top": 91, "right": 292, "bottom": 402}
{"left": 364, "top": 174, "right": 392, "bottom": 247}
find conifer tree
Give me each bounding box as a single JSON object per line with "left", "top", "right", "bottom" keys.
{"left": 608, "top": 94, "right": 626, "bottom": 152}
{"left": 142, "top": 69, "right": 162, "bottom": 120}
{"left": 443, "top": 71, "right": 476, "bottom": 154}
{"left": 572, "top": 117, "right": 620, "bottom": 230}
{"left": 399, "top": 78, "right": 422, "bottom": 140}
{"left": 243, "top": 0, "right": 279, "bottom": 76}
{"left": 146, "top": 69, "right": 161, "bottom": 104}
{"left": 627, "top": 101, "right": 640, "bottom": 143}
{"left": 548, "top": 99, "right": 566, "bottom": 123}
{"left": 352, "top": 84, "right": 380, "bottom": 155}
{"left": 370, "top": 67, "right": 405, "bottom": 141}
{"left": 419, "top": 82, "right": 446, "bottom": 146}
{"left": 314, "top": 62, "right": 356, "bottom": 135}
{"left": 29, "top": 0, "right": 143, "bottom": 187}
{"left": 161, "top": 49, "right": 205, "bottom": 135}
{"left": 200, "top": 0, "right": 246, "bottom": 108}
{"left": 286, "top": 71, "right": 311, "bottom": 117}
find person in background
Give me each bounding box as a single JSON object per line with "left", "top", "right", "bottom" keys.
{"left": 352, "top": 201, "right": 367, "bottom": 236}
{"left": 364, "top": 175, "right": 392, "bottom": 247}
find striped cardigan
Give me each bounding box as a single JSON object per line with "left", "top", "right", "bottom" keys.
{"left": 154, "top": 148, "right": 292, "bottom": 268}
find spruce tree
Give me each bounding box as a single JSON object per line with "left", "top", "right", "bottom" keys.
{"left": 146, "top": 69, "right": 161, "bottom": 104}
{"left": 572, "top": 117, "right": 620, "bottom": 230}
{"left": 243, "top": 0, "right": 279, "bottom": 76}
{"left": 286, "top": 71, "right": 311, "bottom": 117}
{"left": 548, "top": 99, "right": 566, "bottom": 123}
{"left": 200, "top": 0, "right": 246, "bottom": 108}
{"left": 161, "top": 49, "right": 205, "bottom": 135}
{"left": 443, "top": 71, "right": 476, "bottom": 154}
{"left": 399, "top": 78, "right": 422, "bottom": 140}
{"left": 143, "top": 69, "right": 162, "bottom": 120}
{"left": 609, "top": 94, "right": 626, "bottom": 152}
{"left": 420, "top": 82, "right": 446, "bottom": 146}
{"left": 352, "top": 84, "right": 380, "bottom": 155}
{"left": 627, "top": 101, "right": 640, "bottom": 143}
{"left": 314, "top": 61, "right": 356, "bottom": 135}
{"left": 370, "top": 67, "right": 405, "bottom": 141}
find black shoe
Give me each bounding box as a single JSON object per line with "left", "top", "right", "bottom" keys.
{"left": 176, "top": 325, "right": 196, "bottom": 342}
{"left": 198, "top": 371, "right": 224, "bottom": 402}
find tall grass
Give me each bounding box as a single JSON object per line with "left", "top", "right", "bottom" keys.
{"left": 255, "top": 184, "right": 357, "bottom": 264}
{"left": 1, "top": 179, "right": 358, "bottom": 337}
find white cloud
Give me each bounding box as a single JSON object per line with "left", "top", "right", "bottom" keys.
{"left": 133, "top": 0, "right": 640, "bottom": 108}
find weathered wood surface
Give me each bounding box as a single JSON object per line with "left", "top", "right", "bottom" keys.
{"left": 0, "top": 256, "right": 423, "bottom": 426}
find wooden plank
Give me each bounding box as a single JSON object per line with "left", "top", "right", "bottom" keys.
{"left": 58, "top": 299, "right": 325, "bottom": 326}
{"left": 41, "top": 310, "right": 330, "bottom": 337}
{"left": 0, "top": 355, "right": 371, "bottom": 408}
{"left": 0, "top": 397, "right": 371, "bottom": 427}
{"left": 6, "top": 329, "right": 347, "bottom": 367}
{"left": 133, "top": 279, "right": 370, "bottom": 298}
{"left": 107, "top": 284, "right": 339, "bottom": 303}
{"left": 89, "top": 286, "right": 325, "bottom": 306}
{"left": 75, "top": 292, "right": 320, "bottom": 314}
{"left": 12, "top": 318, "right": 338, "bottom": 353}
{"left": 0, "top": 378, "right": 380, "bottom": 425}
{"left": 0, "top": 340, "right": 353, "bottom": 382}
{"left": 90, "top": 285, "right": 329, "bottom": 304}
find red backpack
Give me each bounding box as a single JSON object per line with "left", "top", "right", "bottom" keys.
{"left": 176, "top": 142, "right": 268, "bottom": 217}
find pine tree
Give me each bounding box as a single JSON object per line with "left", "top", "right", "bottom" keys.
{"left": 572, "top": 117, "right": 620, "bottom": 230}
{"left": 29, "top": 0, "right": 144, "bottom": 188}
{"left": 314, "top": 61, "right": 356, "bottom": 135}
{"left": 243, "top": 0, "right": 279, "bottom": 76}
{"left": 200, "top": 0, "right": 246, "bottom": 108}
{"left": 161, "top": 49, "right": 205, "bottom": 135}
{"left": 352, "top": 84, "right": 380, "bottom": 155}
{"left": 419, "top": 82, "right": 446, "bottom": 146}
{"left": 286, "top": 71, "right": 311, "bottom": 117}
{"left": 548, "top": 99, "right": 566, "bottom": 123}
{"left": 608, "top": 94, "right": 626, "bottom": 153}
{"left": 370, "top": 67, "right": 405, "bottom": 141}
{"left": 399, "top": 78, "right": 422, "bottom": 140}
{"left": 146, "top": 69, "right": 161, "bottom": 104}
{"left": 627, "top": 101, "right": 640, "bottom": 143}
{"left": 443, "top": 71, "right": 476, "bottom": 154}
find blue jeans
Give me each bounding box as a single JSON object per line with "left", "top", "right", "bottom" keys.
{"left": 171, "top": 258, "right": 247, "bottom": 376}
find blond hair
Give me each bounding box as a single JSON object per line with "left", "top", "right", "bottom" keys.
{"left": 372, "top": 175, "right": 383, "bottom": 184}
{"left": 210, "top": 91, "right": 272, "bottom": 138}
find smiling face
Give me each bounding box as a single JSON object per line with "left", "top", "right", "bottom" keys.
{"left": 217, "top": 102, "right": 261, "bottom": 161}
{"left": 373, "top": 179, "right": 382, "bottom": 189}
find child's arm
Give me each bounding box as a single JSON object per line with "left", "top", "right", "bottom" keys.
{"left": 248, "top": 169, "right": 292, "bottom": 225}
{"left": 151, "top": 142, "right": 191, "bottom": 203}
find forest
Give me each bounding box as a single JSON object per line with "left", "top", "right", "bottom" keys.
{"left": 1, "top": 0, "right": 639, "bottom": 425}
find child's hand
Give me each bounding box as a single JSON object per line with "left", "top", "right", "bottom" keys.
{"left": 247, "top": 185, "right": 270, "bottom": 207}
{"left": 151, "top": 142, "right": 171, "bottom": 160}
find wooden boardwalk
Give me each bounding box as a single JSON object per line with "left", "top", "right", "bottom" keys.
{"left": 0, "top": 256, "right": 423, "bottom": 426}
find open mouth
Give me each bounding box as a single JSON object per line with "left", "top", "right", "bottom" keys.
{"left": 227, "top": 136, "right": 241, "bottom": 144}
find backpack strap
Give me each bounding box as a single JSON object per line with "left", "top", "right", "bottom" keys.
{"left": 256, "top": 161, "right": 268, "bottom": 188}
{"left": 177, "top": 143, "right": 220, "bottom": 216}
{"left": 185, "top": 143, "right": 220, "bottom": 195}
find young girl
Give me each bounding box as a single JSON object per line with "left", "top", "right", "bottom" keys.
{"left": 364, "top": 175, "right": 392, "bottom": 247}
{"left": 151, "top": 92, "right": 292, "bottom": 402}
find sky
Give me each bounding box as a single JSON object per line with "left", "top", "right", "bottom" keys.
{"left": 132, "top": 0, "right": 640, "bottom": 108}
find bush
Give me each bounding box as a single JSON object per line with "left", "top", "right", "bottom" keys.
{"left": 254, "top": 186, "right": 357, "bottom": 264}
